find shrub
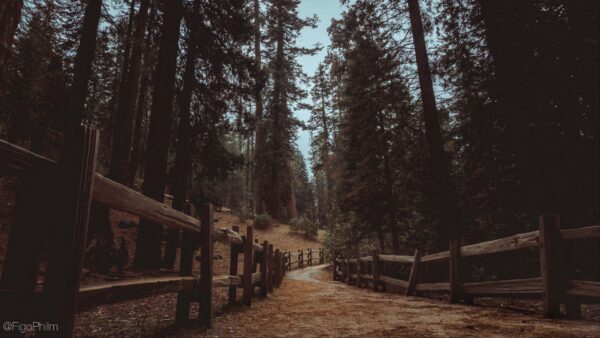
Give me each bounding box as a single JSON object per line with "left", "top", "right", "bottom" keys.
{"left": 289, "top": 217, "right": 318, "bottom": 239}
{"left": 254, "top": 213, "right": 274, "bottom": 229}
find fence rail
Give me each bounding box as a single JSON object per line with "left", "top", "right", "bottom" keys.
{"left": 333, "top": 216, "right": 600, "bottom": 319}
{"left": 0, "top": 128, "right": 295, "bottom": 337}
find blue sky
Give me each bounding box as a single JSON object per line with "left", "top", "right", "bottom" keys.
{"left": 295, "top": 0, "right": 344, "bottom": 170}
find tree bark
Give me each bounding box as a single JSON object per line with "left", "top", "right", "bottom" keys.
{"left": 109, "top": 0, "right": 150, "bottom": 184}
{"left": 63, "top": 0, "right": 102, "bottom": 129}
{"left": 253, "top": 0, "right": 266, "bottom": 215}
{"left": 407, "top": 0, "right": 460, "bottom": 245}
{"left": 0, "top": 0, "right": 23, "bottom": 109}
{"left": 163, "top": 0, "right": 200, "bottom": 269}
{"left": 132, "top": 0, "right": 183, "bottom": 270}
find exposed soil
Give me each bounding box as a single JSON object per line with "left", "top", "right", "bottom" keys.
{"left": 166, "top": 265, "right": 600, "bottom": 338}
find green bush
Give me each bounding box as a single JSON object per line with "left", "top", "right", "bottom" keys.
{"left": 254, "top": 213, "right": 274, "bottom": 229}
{"left": 289, "top": 217, "right": 318, "bottom": 239}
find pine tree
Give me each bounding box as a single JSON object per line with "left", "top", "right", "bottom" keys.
{"left": 257, "top": 0, "right": 317, "bottom": 220}
{"left": 0, "top": 0, "right": 23, "bottom": 108}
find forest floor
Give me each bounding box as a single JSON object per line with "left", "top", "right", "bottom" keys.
{"left": 166, "top": 264, "right": 600, "bottom": 338}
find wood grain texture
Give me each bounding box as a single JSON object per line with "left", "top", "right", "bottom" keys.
{"left": 414, "top": 282, "right": 450, "bottom": 292}
{"left": 379, "top": 275, "right": 409, "bottom": 289}
{"left": 566, "top": 280, "right": 600, "bottom": 298}
{"left": 378, "top": 255, "right": 414, "bottom": 264}
{"left": 461, "top": 231, "right": 539, "bottom": 257}
{"left": 560, "top": 225, "right": 600, "bottom": 241}
{"left": 462, "top": 277, "right": 542, "bottom": 296}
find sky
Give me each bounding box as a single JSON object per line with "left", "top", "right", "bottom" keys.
{"left": 295, "top": 0, "right": 345, "bottom": 170}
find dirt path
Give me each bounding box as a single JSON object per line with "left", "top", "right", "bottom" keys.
{"left": 170, "top": 265, "right": 599, "bottom": 338}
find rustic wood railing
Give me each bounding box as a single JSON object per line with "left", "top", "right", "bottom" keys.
{"left": 283, "top": 248, "right": 324, "bottom": 271}
{"left": 0, "top": 127, "right": 288, "bottom": 337}
{"left": 333, "top": 216, "right": 600, "bottom": 319}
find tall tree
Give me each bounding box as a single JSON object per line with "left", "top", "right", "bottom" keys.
{"left": 407, "top": 0, "right": 461, "bottom": 245}
{"left": 163, "top": 0, "right": 200, "bottom": 269}
{"left": 253, "top": 0, "right": 266, "bottom": 215}
{"left": 0, "top": 0, "right": 23, "bottom": 108}
{"left": 257, "top": 0, "right": 317, "bottom": 220}
{"left": 132, "top": 0, "right": 183, "bottom": 270}
{"left": 63, "top": 0, "right": 102, "bottom": 130}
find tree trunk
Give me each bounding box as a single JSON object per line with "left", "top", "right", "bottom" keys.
{"left": 407, "top": 0, "right": 460, "bottom": 246}
{"left": 132, "top": 0, "right": 183, "bottom": 270}
{"left": 109, "top": 0, "right": 150, "bottom": 184}
{"left": 0, "top": 0, "right": 23, "bottom": 108}
{"left": 253, "top": 0, "right": 266, "bottom": 215}
{"left": 163, "top": 0, "right": 200, "bottom": 269}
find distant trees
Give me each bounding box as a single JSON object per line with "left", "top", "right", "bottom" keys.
{"left": 0, "top": 0, "right": 23, "bottom": 108}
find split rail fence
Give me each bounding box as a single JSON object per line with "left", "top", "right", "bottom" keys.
{"left": 0, "top": 127, "right": 288, "bottom": 337}
{"left": 333, "top": 216, "right": 600, "bottom": 319}
{"left": 283, "top": 248, "right": 324, "bottom": 271}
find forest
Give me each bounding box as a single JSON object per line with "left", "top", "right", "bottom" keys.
{"left": 0, "top": 0, "right": 598, "bottom": 307}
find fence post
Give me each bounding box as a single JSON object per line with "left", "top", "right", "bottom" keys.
{"left": 267, "top": 244, "right": 274, "bottom": 293}
{"left": 242, "top": 226, "right": 254, "bottom": 306}
{"left": 176, "top": 205, "right": 197, "bottom": 325}
{"left": 320, "top": 249, "right": 324, "bottom": 264}
{"left": 308, "top": 248, "right": 312, "bottom": 266}
{"left": 564, "top": 242, "right": 582, "bottom": 319}
{"left": 228, "top": 226, "right": 240, "bottom": 305}
{"left": 372, "top": 250, "right": 379, "bottom": 291}
{"left": 198, "top": 203, "right": 213, "bottom": 328}
{"left": 406, "top": 249, "right": 421, "bottom": 296}
{"left": 260, "top": 241, "right": 268, "bottom": 297}
{"left": 346, "top": 258, "right": 351, "bottom": 285}
{"left": 299, "top": 249, "right": 304, "bottom": 268}
{"left": 282, "top": 252, "right": 287, "bottom": 276}
{"left": 38, "top": 127, "right": 98, "bottom": 337}
{"left": 539, "top": 215, "right": 560, "bottom": 318}
{"left": 449, "top": 238, "right": 461, "bottom": 303}
{"left": 356, "top": 258, "right": 362, "bottom": 287}
{"left": 274, "top": 249, "right": 281, "bottom": 287}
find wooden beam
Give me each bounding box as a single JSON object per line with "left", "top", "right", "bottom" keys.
{"left": 378, "top": 254, "right": 414, "bottom": 264}
{"left": 449, "top": 238, "right": 461, "bottom": 303}
{"left": 0, "top": 139, "right": 205, "bottom": 234}
{"left": 462, "top": 277, "right": 542, "bottom": 296}
{"left": 421, "top": 251, "right": 449, "bottom": 263}
{"left": 414, "top": 282, "right": 450, "bottom": 292}
{"left": 379, "top": 275, "right": 409, "bottom": 289}
{"left": 566, "top": 280, "right": 600, "bottom": 298}
{"left": 79, "top": 276, "right": 196, "bottom": 312}
{"left": 560, "top": 225, "right": 600, "bottom": 241}
{"left": 460, "top": 231, "right": 539, "bottom": 258}
{"left": 260, "top": 241, "right": 268, "bottom": 297}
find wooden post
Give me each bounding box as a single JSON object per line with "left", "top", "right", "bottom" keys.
{"left": 197, "top": 204, "right": 213, "bottom": 327}
{"left": 319, "top": 249, "right": 324, "bottom": 264}
{"left": 42, "top": 127, "right": 99, "bottom": 337}
{"left": 356, "top": 258, "right": 362, "bottom": 288}
{"left": 564, "top": 241, "right": 582, "bottom": 319}
{"left": 308, "top": 248, "right": 312, "bottom": 266}
{"left": 274, "top": 249, "right": 281, "bottom": 287}
{"left": 228, "top": 226, "right": 240, "bottom": 305}
{"left": 267, "top": 244, "right": 274, "bottom": 293}
{"left": 449, "top": 238, "right": 461, "bottom": 303}
{"left": 298, "top": 249, "right": 304, "bottom": 268}
{"left": 372, "top": 250, "right": 380, "bottom": 291}
{"left": 282, "top": 252, "right": 287, "bottom": 276}
{"left": 406, "top": 249, "right": 421, "bottom": 296}
{"left": 242, "top": 226, "right": 254, "bottom": 306}
{"left": 176, "top": 205, "right": 197, "bottom": 325}
{"left": 260, "top": 241, "right": 268, "bottom": 297}
{"left": 539, "top": 215, "right": 560, "bottom": 318}
{"left": 345, "top": 258, "right": 351, "bottom": 285}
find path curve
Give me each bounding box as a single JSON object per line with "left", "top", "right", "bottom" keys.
{"left": 173, "top": 265, "right": 599, "bottom": 337}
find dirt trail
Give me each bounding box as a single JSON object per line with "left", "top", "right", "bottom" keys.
{"left": 170, "top": 265, "right": 599, "bottom": 338}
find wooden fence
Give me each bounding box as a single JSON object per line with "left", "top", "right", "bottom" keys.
{"left": 333, "top": 216, "right": 600, "bottom": 319}
{"left": 0, "top": 127, "right": 287, "bottom": 337}
{"left": 283, "top": 248, "right": 324, "bottom": 271}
